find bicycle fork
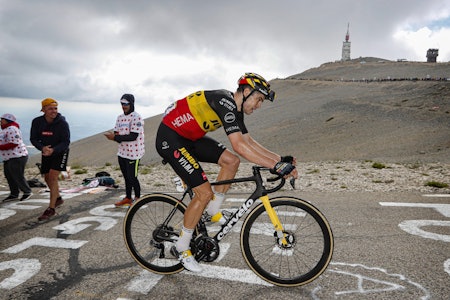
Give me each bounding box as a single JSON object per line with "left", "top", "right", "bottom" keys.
{"left": 260, "top": 195, "right": 289, "bottom": 246}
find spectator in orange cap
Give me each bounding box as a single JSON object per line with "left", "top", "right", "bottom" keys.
{"left": 30, "top": 98, "right": 70, "bottom": 221}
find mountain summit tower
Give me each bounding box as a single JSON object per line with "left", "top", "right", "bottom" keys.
{"left": 341, "top": 23, "right": 351, "bottom": 61}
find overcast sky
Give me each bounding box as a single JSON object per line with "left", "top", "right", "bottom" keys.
{"left": 1, "top": 0, "right": 449, "bottom": 113}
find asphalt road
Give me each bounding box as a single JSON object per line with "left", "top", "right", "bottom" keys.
{"left": 1, "top": 187, "right": 449, "bottom": 300}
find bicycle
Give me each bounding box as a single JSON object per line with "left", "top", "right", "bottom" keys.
{"left": 123, "top": 165, "right": 334, "bottom": 287}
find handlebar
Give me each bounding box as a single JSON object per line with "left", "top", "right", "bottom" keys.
{"left": 264, "top": 175, "right": 285, "bottom": 193}
{"left": 259, "top": 167, "right": 296, "bottom": 193}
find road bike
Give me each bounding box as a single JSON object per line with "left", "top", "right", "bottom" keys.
{"left": 123, "top": 165, "right": 334, "bottom": 287}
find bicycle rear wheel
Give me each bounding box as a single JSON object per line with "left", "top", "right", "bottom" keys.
{"left": 123, "top": 193, "right": 186, "bottom": 274}
{"left": 240, "top": 197, "right": 333, "bottom": 286}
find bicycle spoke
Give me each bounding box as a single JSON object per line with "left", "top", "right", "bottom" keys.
{"left": 123, "top": 194, "right": 186, "bottom": 274}
{"left": 241, "top": 197, "right": 333, "bottom": 286}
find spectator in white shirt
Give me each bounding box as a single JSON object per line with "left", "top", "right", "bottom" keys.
{"left": 0, "top": 113, "right": 32, "bottom": 202}
{"left": 104, "top": 94, "right": 145, "bottom": 207}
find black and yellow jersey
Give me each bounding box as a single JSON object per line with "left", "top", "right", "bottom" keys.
{"left": 162, "top": 89, "right": 247, "bottom": 141}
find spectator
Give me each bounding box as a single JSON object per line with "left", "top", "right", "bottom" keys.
{"left": 30, "top": 98, "right": 70, "bottom": 221}
{"left": 104, "top": 94, "right": 145, "bottom": 207}
{"left": 0, "top": 113, "right": 32, "bottom": 202}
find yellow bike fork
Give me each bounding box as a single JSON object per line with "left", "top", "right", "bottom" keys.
{"left": 260, "top": 195, "right": 288, "bottom": 246}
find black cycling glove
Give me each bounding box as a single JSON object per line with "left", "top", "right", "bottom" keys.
{"left": 281, "top": 155, "right": 294, "bottom": 163}
{"left": 273, "top": 161, "right": 295, "bottom": 176}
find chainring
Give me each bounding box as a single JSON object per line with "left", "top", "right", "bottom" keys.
{"left": 192, "top": 236, "right": 220, "bottom": 262}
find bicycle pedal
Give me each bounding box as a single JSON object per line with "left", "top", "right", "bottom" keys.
{"left": 170, "top": 246, "right": 179, "bottom": 258}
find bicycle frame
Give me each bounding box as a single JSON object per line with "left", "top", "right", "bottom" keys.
{"left": 177, "top": 166, "right": 290, "bottom": 246}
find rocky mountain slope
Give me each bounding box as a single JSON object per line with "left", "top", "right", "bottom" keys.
{"left": 31, "top": 58, "right": 450, "bottom": 167}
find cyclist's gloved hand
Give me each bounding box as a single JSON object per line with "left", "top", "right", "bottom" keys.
{"left": 281, "top": 155, "right": 294, "bottom": 164}
{"left": 272, "top": 161, "right": 296, "bottom": 176}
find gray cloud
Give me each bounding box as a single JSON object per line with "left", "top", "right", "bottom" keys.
{"left": 0, "top": 0, "right": 448, "bottom": 106}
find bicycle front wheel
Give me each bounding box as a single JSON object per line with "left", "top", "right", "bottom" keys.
{"left": 240, "top": 197, "right": 333, "bottom": 287}
{"left": 123, "top": 193, "right": 186, "bottom": 274}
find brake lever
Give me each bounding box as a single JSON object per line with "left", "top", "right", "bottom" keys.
{"left": 289, "top": 177, "right": 296, "bottom": 189}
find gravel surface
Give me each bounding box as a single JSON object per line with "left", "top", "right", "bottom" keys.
{"left": 9, "top": 160, "right": 447, "bottom": 197}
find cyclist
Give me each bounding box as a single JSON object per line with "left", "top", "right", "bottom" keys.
{"left": 155, "top": 73, "right": 297, "bottom": 272}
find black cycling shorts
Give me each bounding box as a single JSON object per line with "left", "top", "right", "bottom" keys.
{"left": 155, "top": 123, "right": 227, "bottom": 188}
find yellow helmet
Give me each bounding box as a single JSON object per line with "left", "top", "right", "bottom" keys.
{"left": 237, "top": 72, "right": 275, "bottom": 101}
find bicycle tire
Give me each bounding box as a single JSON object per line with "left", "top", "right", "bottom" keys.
{"left": 240, "top": 197, "right": 333, "bottom": 286}
{"left": 123, "top": 193, "right": 186, "bottom": 274}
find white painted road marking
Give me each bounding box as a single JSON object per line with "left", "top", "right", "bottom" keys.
{"left": 380, "top": 202, "right": 450, "bottom": 217}
{"left": 53, "top": 216, "right": 117, "bottom": 234}
{"left": 0, "top": 259, "right": 41, "bottom": 290}
{"left": 183, "top": 264, "right": 272, "bottom": 286}
{"left": 126, "top": 269, "right": 164, "bottom": 294}
{"left": 327, "top": 262, "right": 431, "bottom": 299}
{"left": 125, "top": 240, "right": 267, "bottom": 295}
{"left": 0, "top": 208, "right": 16, "bottom": 220}
{"left": 444, "top": 259, "right": 450, "bottom": 276}
{"left": 2, "top": 199, "right": 49, "bottom": 210}
{"left": 399, "top": 220, "right": 450, "bottom": 242}
{"left": 1, "top": 237, "right": 88, "bottom": 254}
{"left": 89, "top": 204, "right": 127, "bottom": 217}
{"left": 380, "top": 200, "right": 450, "bottom": 288}
{"left": 0, "top": 192, "right": 82, "bottom": 221}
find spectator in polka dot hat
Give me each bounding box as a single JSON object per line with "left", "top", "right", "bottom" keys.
{"left": 0, "top": 113, "right": 32, "bottom": 202}
{"left": 104, "top": 94, "right": 145, "bottom": 207}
